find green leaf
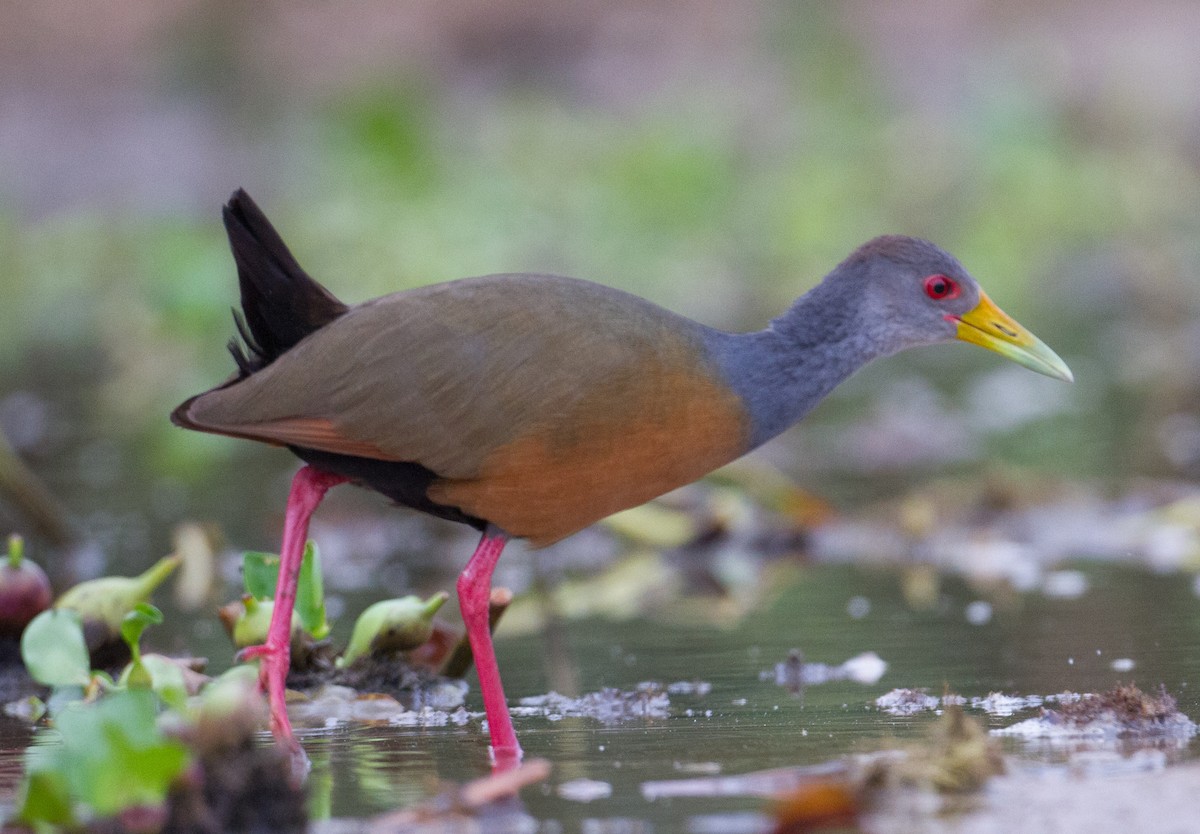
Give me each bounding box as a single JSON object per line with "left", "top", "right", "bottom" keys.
{"left": 242, "top": 550, "right": 281, "bottom": 600}
{"left": 17, "top": 689, "right": 190, "bottom": 823}
{"left": 118, "top": 655, "right": 189, "bottom": 709}
{"left": 241, "top": 542, "right": 329, "bottom": 639}
{"left": 124, "top": 660, "right": 154, "bottom": 690}
{"left": 51, "top": 688, "right": 190, "bottom": 817}
{"left": 121, "top": 602, "right": 163, "bottom": 638}
{"left": 95, "top": 728, "right": 190, "bottom": 816}
{"left": 119, "top": 603, "right": 164, "bottom": 679}
{"left": 296, "top": 541, "right": 329, "bottom": 639}
{"left": 20, "top": 609, "right": 91, "bottom": 687}
{"left": 16, "top": 769, "right": 76, "bottom": 826}
{"left": 144, "top": 655, "right": 188, "bottom": 710}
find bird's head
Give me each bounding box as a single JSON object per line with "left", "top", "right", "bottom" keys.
{"left": 842, "top": 236, "right": 1073, "bottom": 382}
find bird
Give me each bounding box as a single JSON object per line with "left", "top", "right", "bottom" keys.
{"left": 173, "top": 189, "right": 1072, "bottom": 770}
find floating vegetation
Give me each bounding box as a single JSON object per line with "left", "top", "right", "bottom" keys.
{"left": 8, "top": 662, "right": 303, "bottom": 833}
{"left": 0, "top": 538, "right": 486, "bottom": 831}
{"left": 14, "top": 688, "right": 191, "bottom": 830}
{"left": 512, "top": 685, "right": 672, "bottom": 723}
{"left": 995, "top": 684, "right": 1198, "bottom": 743}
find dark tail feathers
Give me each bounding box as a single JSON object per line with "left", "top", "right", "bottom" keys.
{"left": 223, "top": 189, "right": 348, "bottom": 376}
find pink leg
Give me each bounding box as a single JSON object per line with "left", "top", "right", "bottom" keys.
{"left": 241, "top": 466, "right": 348, "bottom": 746}
{"left": 458, "top": 525, "right": 523, "bottom": 770}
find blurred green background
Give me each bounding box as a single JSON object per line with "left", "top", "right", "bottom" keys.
{"left": 1, "top": 0, "right": 1198, "bottom": 571}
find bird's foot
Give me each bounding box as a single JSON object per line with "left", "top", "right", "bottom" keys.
{"left": 235, "top": 639, "right": 311, "bottom": 785}
{"left": 236, "top": 640, "right": 295, "bottom": 743}
{"left": 234, "top": 641, "right": 274, "bottom": 663}
{"left": 458, "top": 528, "right": 525, "bottom": 772}
{"left": 490, "top": 741, "right": 524, "bottom": 773}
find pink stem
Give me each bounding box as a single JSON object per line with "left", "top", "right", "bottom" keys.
{"left": 458, "top": 525, "right": 522, "bottom": 769}
{"left": 242, "top": 466, "right": 347, "bottom": 743}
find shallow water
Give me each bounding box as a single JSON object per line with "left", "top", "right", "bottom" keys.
{"left": 2, "top": 559, "right": 1198, "bottom": 830}
{"left": 258, "top": 562, "right": 1200, "bottom": 830}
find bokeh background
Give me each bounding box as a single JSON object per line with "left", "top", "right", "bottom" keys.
{"left": 2, "top": 0, "right": 1199, "bottom": 575}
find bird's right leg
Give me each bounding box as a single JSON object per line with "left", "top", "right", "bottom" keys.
{"left": 239, "top": 466, "right": 348, "bottom": 748}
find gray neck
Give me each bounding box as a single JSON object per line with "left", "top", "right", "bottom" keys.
{"left": 708, "top": 274, "right": 896, "bottom": 448}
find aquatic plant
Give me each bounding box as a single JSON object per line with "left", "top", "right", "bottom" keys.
{"left": 241, "top": 541, "right": 329, "bottom": 640}
{"left": 0, "top": 534, "right": 52, "bottom": 638}
{"left": 339, "top": 591, "right": 449, "bottom": 667}
{"left": 54, "top": 555, "right": 180, "bottom": 655}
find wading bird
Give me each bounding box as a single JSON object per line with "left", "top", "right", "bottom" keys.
{"left": 174, "top": 190, "right": 1071, "bottom": 770}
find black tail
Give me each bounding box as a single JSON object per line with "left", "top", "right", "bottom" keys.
{"left": 223, "top": 189, "right": 348, "bottom": 376}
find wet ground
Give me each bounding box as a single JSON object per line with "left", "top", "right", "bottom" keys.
{"left": 0, "top": 558, "right": 1180, "bottom": 831}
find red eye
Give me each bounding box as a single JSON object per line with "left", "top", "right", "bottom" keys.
{"left": 924, "top": 274, "right": 959, "bottom": 301}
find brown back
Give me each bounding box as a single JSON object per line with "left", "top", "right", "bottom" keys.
{"left": 181, "top": 274, "right": 751, "bottom": 544}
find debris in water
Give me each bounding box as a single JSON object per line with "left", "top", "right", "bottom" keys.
{"left": 840, "top": 652, "right": 887, "bottom": 685}
{"left": 666, "top": 680, "right": 712, "bottom": 696}
{"left": 771, "top": 777, "right": 860, "bottom": 833}
{"left": 890, "top": 704, "right": 1006, "bottom": 794}
{"left": 512, "top": 684, "right": 670, "bottom": 723}
{"left": 365, "top": 758, "right": 551, "bottom": 832}
{"left": 1042, "top": 569, "right": 1089, "bottom": 598}
{"left": 845, "top": 595, "right": 870, "bottom": 619}
{"left": 642, "top": 761, "right": 852, "bottom": 801}
{"left": 995, "top": 683, "right": 1197, "bottom": 742}
{"left": 875, "top": 688, "right": 940, "bottom": 716}
{"left": 287, "top": 682, "right": 470, "bottom": 727}
{"left": 876, "top": 688, "right": 1052, "bottom": 717}
{"left": 645, "top": 707, "right": 1003, "bottom": 831}
{"left": 556, "top": 778, "right": 613, "bottom": 802}
{"left": 964, "top": 600, "right": 993, "bottom": 625}
{"left": 768, "top": 649, "right": 887, "bottom": 695}
{"left": 772, "top": 649, "right": 805, "bottom": 694}
{"left": 673, "top": 761, "right": 722, "bottom": 775}
{"left": 972, "top": 692, "right": 1045, "bottom": 717}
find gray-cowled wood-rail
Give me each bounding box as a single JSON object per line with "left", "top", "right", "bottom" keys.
{"left": 173, "top": 190, "right": 1072, "bottom": 770}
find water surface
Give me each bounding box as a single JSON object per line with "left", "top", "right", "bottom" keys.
{"left": 278, "top": 563, "right": 1200, "bottom": 829}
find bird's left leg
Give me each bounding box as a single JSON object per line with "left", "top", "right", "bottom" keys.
{"left": 457, "top": 525, "right": 523, "bottom": 770}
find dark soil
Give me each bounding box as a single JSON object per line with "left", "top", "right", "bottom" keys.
{"left": 0, "top": 637, "right": 43, "bottom": 704}
{"left": 162, "top": 735, "right": 306, "bottom": 834}
{"left": 288, "top": 642, "right": 448, "bottom": 708}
